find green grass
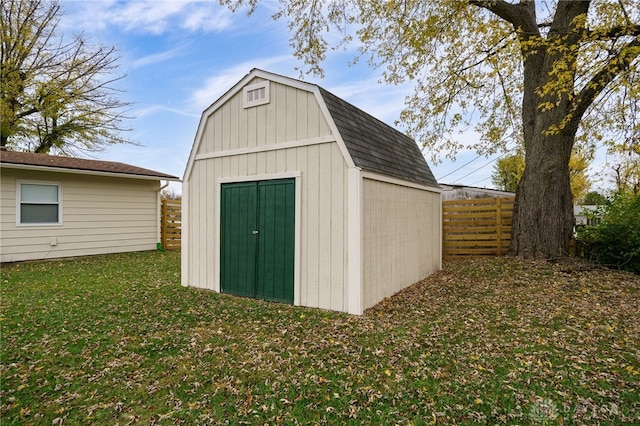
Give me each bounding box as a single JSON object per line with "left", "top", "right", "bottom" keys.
{"left": 1, "top": 251, "right": 639, "bottom": 424}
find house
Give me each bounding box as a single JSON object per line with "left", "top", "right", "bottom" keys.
{"left": 440, "top": 183, "right": 515, "bottom": 201}
{"left": 0, "top": 149, "right": 179, "bottom": 262}
{"left": 182, "top": 69, "right": 442, "bottom": 315}
{"left": 574, "top": 204, "right": 601, "bottom": 226}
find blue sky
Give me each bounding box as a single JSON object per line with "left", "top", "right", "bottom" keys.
{"left": 59, "top": 0, "right": 610, "bottom": 194}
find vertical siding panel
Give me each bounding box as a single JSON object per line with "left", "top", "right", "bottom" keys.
{"left": 256, "top": 151, "right": 267, "bottom": 175}
{"left": 285, "top": 86, "right": 297, "bottom": 141}
{"left": 229, "top": 96, "right": 240, "bottom": 150}
{"left": 214, "top": 110, "right": 223, "bottom": 154}
{"left": 237, "top": 153, "right": 248, "bottom": 176}
{"left": 197, "top": 164, "right": 208, "bottom": 288}
{"left": 275, "top": 149, "right": 286, "bottom": 174}
{"left": 317, "top": 143, "right": 332, "bottom": 310}
{"left": 362, "top": 180, "right": 372, "bottom": 309}
{"left": 190, "top": 165, "right": 201, "bottom": 287}
{"left": 222, "top": 102, "right": 232, "bottom": 151}
{"left": 262, "top": 150, "right": 274, "bottom": 174}
{"left": 256, "top": 101, "right": 267, "bottom": 146}
{"left": 318, "top": 97, "right": 331, "bottom": 136}
{"left": 229, "top": 155, "right": 239, "bottom": 179}
{"left": 222, "top": 156, "right": 231, "bottom": 177}
{"left": 342, "top": 163, "right": 350, "bottom": 311}
{"left": 330, "top": 144, "right": 345, "bottom": 312}
{"left": 362, "top": 179, "right": 441, "bottom": 310}
{"left": 295, "top": 146, "right": 308, "bottom": 306}
{"left": 286, "top": 148, "right": 297, "bottom": 172}
{"left": 307, "top": 92, "right": 320, "bottom": 138}
{"left": 205, "top": 159, "right": 214, "bottom": 287}
{"left": 265, "top": 82, "right": 276, "bottom": 145}
{"left": 247, "top": 153, "right": 257, "bottom": 176}
{"left": 247, "top": 106, "right": 257, "bottom": 148}
{"left": 296, "top": 89, "right": 308, "bottom": 140}
{"left": 275, "top": 83, "right": 288, "bottom": 143}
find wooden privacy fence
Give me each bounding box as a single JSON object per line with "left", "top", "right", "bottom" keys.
{"left": 442, "top": 197, "right": 515, "bottom": 260}
{"left": 161, "top": 199, "right": 182, "bottom": 250}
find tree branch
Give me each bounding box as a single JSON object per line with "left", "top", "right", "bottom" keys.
{"left": 469, "top": 0, "right": 539, "bottom": 36}
{"left": 572, "top": 35, "right": 640, "bottom": 131}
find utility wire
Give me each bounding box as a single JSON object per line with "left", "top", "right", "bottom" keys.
{"left": 468, "top": 175, "right": 492, "bottom": 186}
{"left": 437, "top": 153, "right": 484, "bottom": 181}
{"left": 452, "top": 152, "right": 508, "bottom": 183}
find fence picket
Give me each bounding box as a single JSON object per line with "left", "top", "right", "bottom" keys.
{"left": 442, "top": 197, "right": 515, "bottom": 260}
{"left": 161, "top": 199, "right": 182, "bottom": 250}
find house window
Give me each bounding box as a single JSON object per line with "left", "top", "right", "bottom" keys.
{"left": 18, "top": 182, "right": 62, "bottom": 225}
{"left": 243, "top": 81, "right": 270, "bottom": 108}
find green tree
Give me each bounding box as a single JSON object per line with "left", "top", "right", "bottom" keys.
{"left": 578, "top": 192, "right": 640, "bottom": 273}
{"left": 583, "top": 191, "right": 607, "bottom": 205}
{"left": 608, "top": 140, "right": 640, "bottom": 195}
{"left": 221, "top": 0, "right": 640, "bottom": 259}
{"left": 1, "top": 0, "right": 131, "bottom": 154}
{"left": 492, "top": 150, "right": 592, "bottom": 201}
{"left": 492, "top": 154, "right": 525, "bottom": 192}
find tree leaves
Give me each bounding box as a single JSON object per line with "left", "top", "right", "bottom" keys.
{"left": 0, "top": 0, "right": 132, "bottom": 154}
{"left": 1, "top": 252, "right": 639, "bottom": 423}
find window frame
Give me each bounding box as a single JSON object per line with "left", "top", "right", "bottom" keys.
{"left": 242, "top": 81, "right": 270, "bottom": 108}
{"left": 16, "top": 180, "right": 63, "bottom": 226}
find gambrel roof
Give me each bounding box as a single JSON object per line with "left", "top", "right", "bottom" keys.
{"left": 318, "top": 87, "right": 437, "bottom": 187}
{"left": 0, "top": 149, "right": 179, "bottom": 180}
{"left": 185, "top": 68, "right": 438, "bottom": 188}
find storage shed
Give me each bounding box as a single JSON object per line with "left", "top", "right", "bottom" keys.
{"left": 0, "top": 150, "right": 179, "bottom": 262}
{"left": 182, "top": 69, "right": 441, "bottom": 315}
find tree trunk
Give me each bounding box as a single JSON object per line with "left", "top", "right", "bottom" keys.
{"left": 509, "top": 61, "right": 577, "bottom": 259}
{"left": 510, "top": 130, "right": 575, "bottom": 259}
{"left": 504, "top": 0, "right": 589, "bottom": 260}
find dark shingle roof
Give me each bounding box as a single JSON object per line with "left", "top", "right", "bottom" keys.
{"left": 0, "top": 150, "right": 179, "bottom": 180}
{"left": 319, "top": 87, "right": 438, "bottom": 188}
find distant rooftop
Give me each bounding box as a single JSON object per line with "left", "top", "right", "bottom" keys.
{"left": 0, "top": 149, "right": 179, "bottom": 180}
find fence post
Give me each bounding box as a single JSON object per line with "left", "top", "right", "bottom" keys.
{"left": 496, "top": 197, "right": 502, "bottom": 255}
{"left": 161, "top": 198, "right": 167, "bottom": 250}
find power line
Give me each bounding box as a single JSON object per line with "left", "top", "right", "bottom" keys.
{"left": 468, "top": 175, "right": 492, "bottom": 186}
{"left": 451, "top": 152, "right": 507, "bottom": 183}
{"left": 437, "top": 154, "right": 484, "bottom": 180}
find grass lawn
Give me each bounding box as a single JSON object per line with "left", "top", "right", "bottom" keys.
{"left": 1, "top": 251, "right": 639, "bottom": 425}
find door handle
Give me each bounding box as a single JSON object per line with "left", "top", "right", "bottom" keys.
{"left": 252, "top": 230, "right": 259, "bottom": 235}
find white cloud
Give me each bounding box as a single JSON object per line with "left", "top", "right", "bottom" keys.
{"left": 62, "top": 0, "right": 234, "bottom": 35}
{"left": 189, "top": 56, "right": 293, "bottom": 110}
{"left": 133, "top": 104, "right": 200, "bottom": 119}
{"left": 131, "top": 44, "right": 187, "bottom": 69}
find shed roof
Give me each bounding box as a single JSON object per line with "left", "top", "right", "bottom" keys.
{"left": 187, "top": 68, "right": 438, "bottom": 188}
{"left": 318, "top": 87, "right": 438, "bottom": 187}
{"left": 0, "top": 149, "right": 179, "bottom": 180}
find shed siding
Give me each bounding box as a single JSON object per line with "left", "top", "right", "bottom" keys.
{"left": 0, "top": 169, "right": 160, "bottom": 262}
{"left": 185, "top": 142, "right": 348, "bottom": 312}
{"left": 362, "top": 178, "right": 441, "bottom": 310}
{"left": 197, "top": 78, "right": 331, "bottom": 157}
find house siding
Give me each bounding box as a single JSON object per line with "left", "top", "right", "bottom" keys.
{"left": 184, "top": 79, "right": 350, "bottom": 312}
{"left": 362, "top": 177, "right": 442, "bottom": 310}
{"left": 0, "top": 168, "right": 160, "bottom": 262}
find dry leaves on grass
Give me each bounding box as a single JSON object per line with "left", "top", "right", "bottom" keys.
{"left": 1, "top": 252, "right": 638, "bottom": 424}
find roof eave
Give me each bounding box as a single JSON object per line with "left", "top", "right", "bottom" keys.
{"left": 0, "top": 162, "right": 181, "bottom": 181}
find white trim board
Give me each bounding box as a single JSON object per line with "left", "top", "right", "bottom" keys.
{"left": 361, "top": 171, "right": 442, "bottom": 193}
{"left": 195, "top": 136, "right": 335, "bottom": 161}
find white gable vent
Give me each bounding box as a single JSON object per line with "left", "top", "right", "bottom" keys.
{"left": 243, "top": 81, "right": 270, "bottom": 108}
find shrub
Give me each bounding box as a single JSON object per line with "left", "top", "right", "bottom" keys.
{"left": 577, "top": 192, "right": 640, "bottom": 274}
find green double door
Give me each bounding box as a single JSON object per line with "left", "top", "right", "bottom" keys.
{"left": 220, "top": 179, "right": 295, "bottom": 304}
